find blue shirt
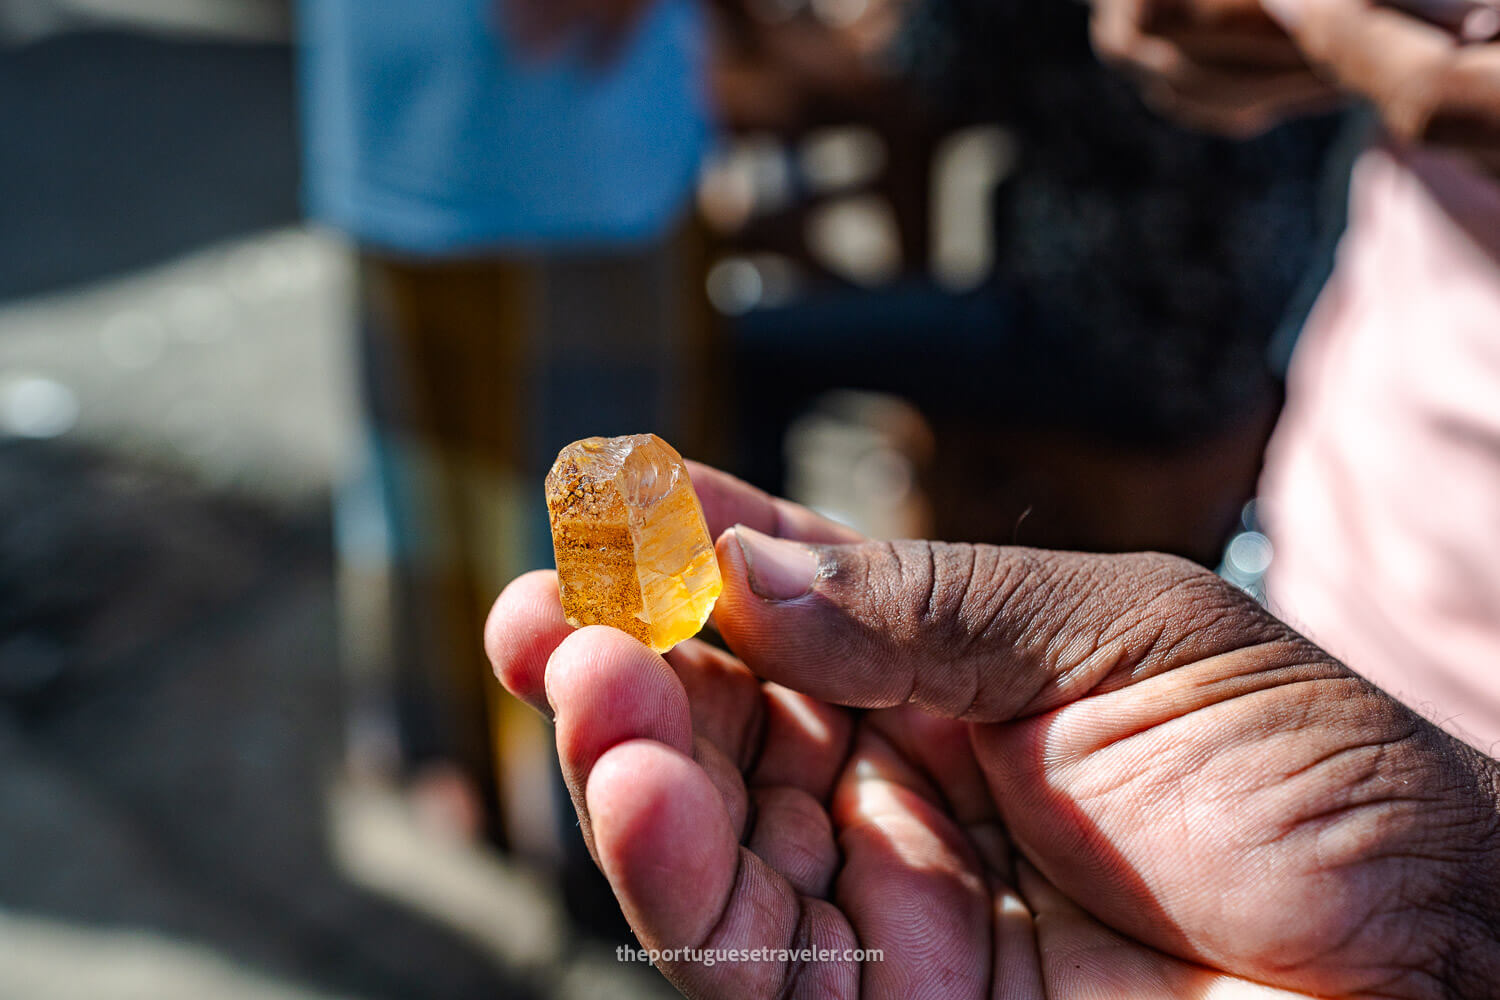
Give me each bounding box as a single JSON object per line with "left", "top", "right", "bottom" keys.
{"left": 298, "top": 0, "right": 710, "bottom": 253}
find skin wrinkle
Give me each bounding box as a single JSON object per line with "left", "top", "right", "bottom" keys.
{"left": 1143, "top": 602, "right": 1256, "bottom": 677}
{"left": 1011, "top": 559, "right": 1077, "bottom": 667}
{"left": 1002, "top": 569, "right": 1344, "bottom": 734}
{"left": 1022, "top": 666, "right": 1464, "bottom": 991}
{"left": 898, "top": 653, "right": 924, "bottom": 716}
{"left": 930, "top": 544, "right": 988, "bottom": 723}
{"left": 1337, "top": 732, "right": 1437, "bottom": 804}
{"left": 962, "top": 549, "right": 1048, "bottom": 719}
{"left": 1239, "top": 670, "right": 1367, "bottom": 745}
{"left": 818, "top": 540, "right": 1494, "bottom": 992}
{"left": 982, "top": 555, "right": 1097, "bottom": 717}
{"left": 1134, "top": 573, "right": 1268, "bottom": 665}
{"left": 1080, "top": 584, "right": 1156, "bottom": 653}
{"left": 771, "top": 894, "right": 814, "bottom": 1000}
{"left": 1255, "top": 873, "right": 1437, "bottom": 997}
{"left": 1372, "top": 893, "right": 1454, "bottom": 997}
{"left": 1101, "top": 617, "right": 1193, "bottom": 691}
{"left": 672, "top": 640, "right": 770, "bottom": 777}
{"left": 1036, "top": 567, "right": 1119, "bottom": 695}
{"left": 833, "top": 799, "right": 989, "bottom": 998}
{"left": 956, "top": 657, "right": 987, "bottom": 725}
{"left": 878, "top": 540, "right": 910, "bottom": 637}
{"left": 739, "top": 692, "right": 771, "bottom": 777}
{"left": 1259, "top": 724, "right": 1449, "bottom": 846}
{"left": 1250, "top": 781, "right": 1410, "bottom": 856}
{"left": 696, "top": 735, "right": 752, "bottom": 840}
{"left": 689, "top": 847, "right": 788, "bottom": 995}
{"left": 1034, "top": 560, "right": 1198, "bottom": 707}
{"left": 1174, "top": 655, "right": 1322, "bottom": 715}
{"left": 895, "top": 542, "right": 968, "bottom": 716}
{"left": 957, "top": 555, "right": 1024, "bottom": 717}
{"left": 1275, "top": 731, "right": 1418, "bottom": 789}
{"left": 748, "top": 787, "right": 836, "bottom": 897}
{"left": 1444, "top": 812, "right": 1500, "bottom": 1000}
{"left": 960, "top": 546, "right": 1013, "bottom": 645}
{"left": 1049, "top": 734, "right": 1174, "bottom": 808}
{"left": 1051, "top": 629, "right": 1152, "bottom": 706}
{"left": 987, "top": 555, "right": 1052, "bottom": 652}
{"left": 1308, "top": 791, "right": 1458, "bottom": 929}
{"left": 1262, "top": 822, "right": 1448, "bottom": 993}
{"left": 736, "top": 657, "right": 776, "bottom": 769}
{"left": 739, "top": 785, "right": 760, "bottom": 848}
{"left": 872, "top": 716, "right": 997, "bottom": 830}
{"left": 492, "top": 465, "right": 1500, "bottom": 999}
{"left": 1302, "top": 795, "right": 1477, "bottom": 857}
{"left": 923, "top": 542, "right": 942, "bottom": 627}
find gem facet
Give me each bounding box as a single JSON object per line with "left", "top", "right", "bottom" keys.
{"left": 545, "top": 434, "right": 722, "bottom": 653}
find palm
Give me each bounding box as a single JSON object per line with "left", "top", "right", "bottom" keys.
{"left": 973, "top": 665, "right": 1452, "bottom": 998}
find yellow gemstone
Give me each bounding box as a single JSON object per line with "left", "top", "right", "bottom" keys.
{"left": 545, "top": 434, "right": 722, "bottom": 653}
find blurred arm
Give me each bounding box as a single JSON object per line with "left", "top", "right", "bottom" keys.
{"left": 1261, "top": 0, "right": 1500, "bottom": 174}
{"left": 1090, "top": 0, "right": 1341, "bottom": 135}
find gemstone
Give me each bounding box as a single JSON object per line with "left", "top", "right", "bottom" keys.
{"left": 545, "top": 434, "right": 722, "bottom": 653}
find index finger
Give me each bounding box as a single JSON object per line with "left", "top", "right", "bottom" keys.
{"left": 686, "top": 461, "right": 865, "bottom": 544}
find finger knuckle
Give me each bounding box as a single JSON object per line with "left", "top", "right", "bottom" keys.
{"left": 1393, "top": 58, "right": 1472, "bottom": 146}
{"left": 1120, "top": 552, "right": 1290, "bottom": 662}
{"left": 1127, "top": 552, "right": 1229, "bottom": 619}
{"left": 880, "top": 543, "right": 999, "bottom": 659}
{"left": 891, "top": 540, "right": 995, "bottom": 651}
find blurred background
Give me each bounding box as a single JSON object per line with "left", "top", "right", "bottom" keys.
{"left": 0, "top": 0, "right": 1347, "bottom": 995}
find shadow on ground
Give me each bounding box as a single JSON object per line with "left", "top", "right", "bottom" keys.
{"left": 0, "top": 439, "right": 535, "bottom": 1000}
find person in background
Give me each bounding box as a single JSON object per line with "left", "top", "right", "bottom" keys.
{"left": 298, "top": 0, "right": 716, "bottom": 844}
{"left": 1094, "top": 0, "right": 1500, "bottom": 754}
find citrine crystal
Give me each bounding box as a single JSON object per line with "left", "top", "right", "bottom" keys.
{"left": 545, "top": 434, "right": 722, "bottom": 653}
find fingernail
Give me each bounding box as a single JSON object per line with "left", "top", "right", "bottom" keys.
{"left": 1463, "top": 5, "right": 1500, "bottom": 43}
{"left": 1257, "top": 0, "right": 1300, "bottom": 28}
{"left": 733, "top": 525, "right": 821, "bottom": 601}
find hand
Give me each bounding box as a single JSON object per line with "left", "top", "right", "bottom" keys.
{"left": 1260, "top": 0, "right": 1500, "bottom": 174}
{"left": 705, "top": 0, "right": 904, "bottom": 130}
{"left": 501, "top": 0, "right": 657, "bottom": 63}
{"left": 1091, "top": 0, "right": 1341, "bottom": 135}
{"left": 486, "top": 464, "right": 1500, "bottom": 998}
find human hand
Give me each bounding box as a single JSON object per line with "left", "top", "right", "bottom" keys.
{"left": 1091, "top": 0, "right": 1340, "bottom": 135}
{"left": 487, "top": 464, "right": 1500, "bottom": 998}
{"left": 1259, "top": 0, "right": 1500, "bottom": 174}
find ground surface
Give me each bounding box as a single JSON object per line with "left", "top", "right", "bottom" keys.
{"left": 0, "top": 30, "right": 671, "bottom": 990}
{"left": 0, "top": 223, "right": 675, "bottom": 1000}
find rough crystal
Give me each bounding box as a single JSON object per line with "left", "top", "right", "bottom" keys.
{"left": 545, "top": 434, "right": 722, "bottom": 653}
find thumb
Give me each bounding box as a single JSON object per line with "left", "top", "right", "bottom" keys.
{"left": 712, "top": 527, "right": 1296, "bottom": 722}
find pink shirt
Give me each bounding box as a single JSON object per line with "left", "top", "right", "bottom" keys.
{"left": 1262, "top": 143, "right": 1500, "bottom": 756}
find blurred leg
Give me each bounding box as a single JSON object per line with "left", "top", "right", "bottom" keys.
{"left": 348, "top": 229, "right": 721, "bottom": 856}
{"left": 353, "top": 254, "right": 537, "bottom": 842}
